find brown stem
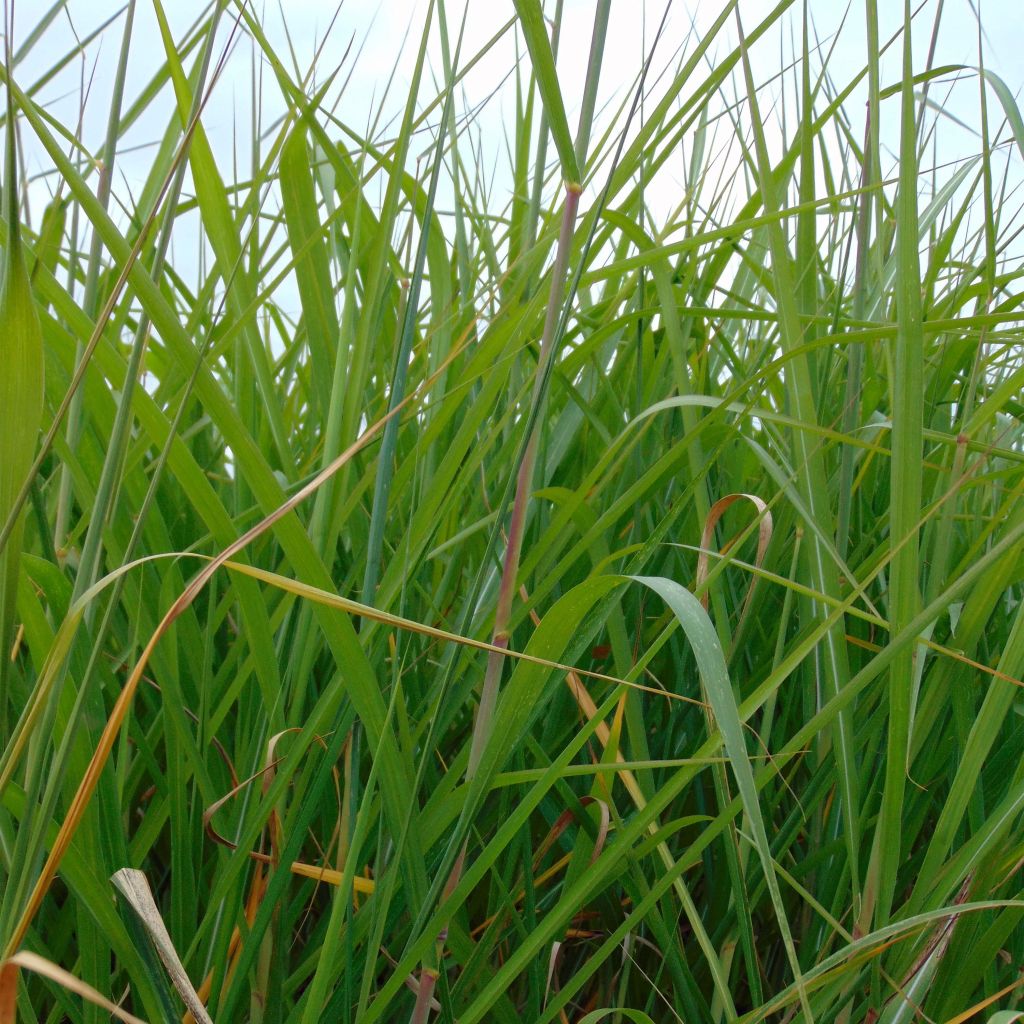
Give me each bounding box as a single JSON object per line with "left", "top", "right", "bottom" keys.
{"left": 408, "top": 967, "right": 439, "bottom": 1024}
{"left": 467, "top": 183, "right": 580, "bottom": 779}
{"left": 408, "top": 184, "right": 580, "bottom": 1023}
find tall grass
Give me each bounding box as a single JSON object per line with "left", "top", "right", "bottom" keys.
{"left": 1, "top": 1, "right": 1024, "bottom": 1021}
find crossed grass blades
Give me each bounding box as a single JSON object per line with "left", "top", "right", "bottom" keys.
{"left": 1, "top": 1, "right": 1024, "bottom": 1022}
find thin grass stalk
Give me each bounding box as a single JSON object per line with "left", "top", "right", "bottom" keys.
{"left": 52, "top": 0, "right": 136, "bottom": 560}
{"left": 872, "top": 0, "right": 925, "bottom": 930}
{"left": 410, "top": 183, "right": 579, "bottom": 1024}
{"left": 67, "top": 98, "right": 142, "bottom": 1024}
{"left": 0, "top": 3, "right": 228, "bottom": 959}
{"left": 4, "top": 4, "right": 1024, "bottom": 1020}
{"left": 388, "top": 25, "right": 671, "bottom": 1015}
{"left": 521, "top": 0, "right": 562, "bottom": 269}
{"left": 470, "top": 184, "right": 578, "bottom": 775}
{"left": 734, "top": 11, "right": 833, "bottom": 1020}
{"left": 573, "top": 0, "right": 611, "bottom": 172}
{"left": 276, "top": 78, "right": 381, "bottom": 718}
{"left": 435, "top": 0, "right": 473, "bottom": 368}
{"left": 336, "top": 8, "right": 434, "bottom": 490}
{"left": 297, "top": 689, "right": 402, "bottom": 1024}
{"left": 0, "top": 37, "right": 230, "bottom": 557}
{"left": 0, "top": 337, "right": 464, "bottom": 962}
{"left": 73, "top": 3, "right": 225, "bottom": 616}
{"left": 362, "top": 8, "right": 459, "bottom": 608}
{"left": 835, "top": 106, "right": 874, "bottom": 561}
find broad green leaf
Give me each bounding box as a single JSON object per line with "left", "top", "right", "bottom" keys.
{"left": 0, "top": 87, "right": 43, "bottom": 711}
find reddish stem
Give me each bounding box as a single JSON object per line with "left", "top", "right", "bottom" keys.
{"left": 409, "top": 184, "right": 580, "bottom": 1023}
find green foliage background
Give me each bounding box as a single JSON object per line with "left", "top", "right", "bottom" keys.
{"left": 1, "top": 1, "right": 1023, "bottom": 1021}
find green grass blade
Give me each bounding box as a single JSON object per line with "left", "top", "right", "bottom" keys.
{"left": 512, "top": 0, "right": 580, "bottom": 185}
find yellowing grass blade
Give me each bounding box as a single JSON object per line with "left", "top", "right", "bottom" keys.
{"left": 0, "top": 951, "right": 147, "bottom": 1024}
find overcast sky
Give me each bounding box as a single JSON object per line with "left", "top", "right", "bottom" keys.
{"left": 10, "top": 1, "right": 1024, "bottom": 292}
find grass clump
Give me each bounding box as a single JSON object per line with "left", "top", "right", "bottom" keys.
{"left": 1, "top": 1, "right": 1024, "bottom": 1021}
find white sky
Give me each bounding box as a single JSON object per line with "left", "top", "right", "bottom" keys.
{"left": 9, "top": 1, "right": 1024, "bottom": 299}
